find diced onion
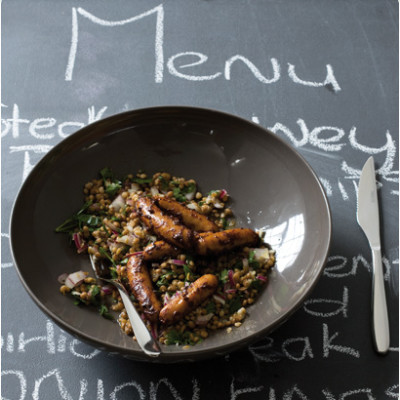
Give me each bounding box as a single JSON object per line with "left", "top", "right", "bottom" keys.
{"left": 150, "top": 186, "right": 159, "bottom": 196}
{"left": 116, "top": 234, "right": 137, "bottom": 246}
{"left": 242, "top": 258, "right": 249, "bottom": 268}
{"left": 129, "top": 183, "right": 140, "bottom": 193}
{"left": 213, "top": 294, "right": 226, "bottom": 305}
{"left": 185, "top": 191, "right": 195, "bottom": 201}
{"left": 110, "top": 194, "right": 125, "bottom": 211}
{"left": 213, "top": 200, "right": 224, "bottom": 209}
{"left": 186, "top": 203, "right": 200, "bottom": 211}
{"left": 65, "top": 270, "right": 87, "bottom": 289}
{"left": 196, "top": 313, "right": 214, "bottom": 326}
{"left": 252, "top": 248, "right": 270, "bottom": 262}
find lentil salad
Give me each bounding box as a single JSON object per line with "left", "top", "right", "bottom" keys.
{"left": 56, "top": 169, "right": 275, "bottom": 347}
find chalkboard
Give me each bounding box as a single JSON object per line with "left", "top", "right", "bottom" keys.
{"left": 1, "top": 0, "right": 398, "bottom": 398}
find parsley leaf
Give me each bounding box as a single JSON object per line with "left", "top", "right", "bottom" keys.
{"left": 99, "top": 304, "right": 113, "bottom": 320}
{"left": 228, "top": 296, "right": 242, "bottom": 315}
{"left": 164, "top": 329, "right": 194, "bottom": 346}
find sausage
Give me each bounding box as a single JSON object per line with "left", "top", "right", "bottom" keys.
{"left": 159, "top": 274, "right": 218, "bottom": 325}
{"left": 135, "top": 196, "right": 196, "bottom": 250}
{"left": 142, "top": 240, "right": 179, "bottom": 262}
{"left": 194, "top": 228, "right": 260, "bottom": 256}
{"left": 126, "top": 254, "right": 162, "bottom": 323}
{"left": 155, "top": 196, "right": 218, "bottom": 233}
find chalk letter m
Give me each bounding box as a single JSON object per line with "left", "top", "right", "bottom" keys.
{"left": 65, "top": 5, "right": 164, "bottom": 82}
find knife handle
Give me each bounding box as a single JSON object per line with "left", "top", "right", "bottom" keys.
{"left": 371, "top": 248, "right": 390, "bottom": 354}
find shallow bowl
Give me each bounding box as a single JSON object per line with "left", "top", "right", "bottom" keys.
{"left": 10, "top": 106, "right": 331, "bottom": 362}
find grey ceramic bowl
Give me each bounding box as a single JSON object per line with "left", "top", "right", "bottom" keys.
{"left": 10, "top": 106, "right": 331, "bottom": 362}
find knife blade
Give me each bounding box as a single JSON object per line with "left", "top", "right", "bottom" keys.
{"left": 357, "top": 156, "right": 390, "bottom": 354}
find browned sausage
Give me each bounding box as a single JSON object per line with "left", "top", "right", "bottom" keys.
{"left": 135, "top": 196, "right": 196, "bottom": 250}
{"left": 142, "top": 240, "right": 179, "bottom": 262}
{"left": 126, "top": 254, "right": 162, "bottom": 323}
{"left": 194, "top": 228, "right": 260, "bottom": 256}
{"left": 159, "top": 274, "right": 218, "bottom": 325}
{"left": 155, "top": 196, "right": 218, "bottom": 233}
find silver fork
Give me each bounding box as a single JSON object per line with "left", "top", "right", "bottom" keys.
{"left": 89, "top": 254, "right": 161, "bottom": 357}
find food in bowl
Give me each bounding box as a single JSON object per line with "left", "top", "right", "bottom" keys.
{"left": 56, "top": 168, "right": 275, "bottom": 346}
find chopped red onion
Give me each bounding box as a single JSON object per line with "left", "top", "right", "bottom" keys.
{"left": 58, "top": 273, "right": 68, "bottom": 284}
{"left": 257, "top": 275, "right": 268, "bottom": 282}
{"left": 228, "top": 269, "right": 236, "bottom": 287}
{"left": 65, "top": 270, "right": 87, "bottom": 289}
{"left": 150, "top": 322, "right": 159, "bottom": 340}
{"left": 125, "top": 251, "right": 143, "bottom": 257}
{"left": 171, "top": 259, "right": 185, "bottom": 266}
{"left": 101, "top": 285, "right": 113, "bottom": 295}
{"left": 163, "top": 293, "right": 171, "bottom": 305}
{"left": 219, "top": 189, "right": 228, "bottom": 199}
{"left": 73, "top": 232, "right": 87, "bottom": 254}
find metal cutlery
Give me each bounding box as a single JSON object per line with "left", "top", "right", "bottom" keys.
{"left": 356, "top": 156, "right": 390, "bottom": 354}
{"left": 89, "top": 254, "right": 161, "bottom": 357}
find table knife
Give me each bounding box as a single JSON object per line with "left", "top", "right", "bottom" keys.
{"left": 356, "top": 156, "right": 390, "bottom": 354}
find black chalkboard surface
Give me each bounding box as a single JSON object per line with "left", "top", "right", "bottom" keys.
{"left": 1, "top": 0, "right": 398, "bottom": 398}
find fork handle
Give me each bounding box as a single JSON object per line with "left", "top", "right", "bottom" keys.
{"left": 371, "top": 248, "right": 390, "bottom": 354}
{"left": 115, "top": 285, "right": 161, "bottom": 357}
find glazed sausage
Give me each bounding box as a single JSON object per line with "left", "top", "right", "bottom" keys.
{"left": 142, "top": 240, "right": 179, "bottom": 262}
{"left": 155, "top": 196, "right": 218, "bottom": 233}
{"left": 126, "top": 254, "right": 162, "bottom": 323}
{"left": 195, "top": 228, "right": 260, "bottom": 256}
{"left": 159, "top": 274, "right": 218, "bottom": 325}
{"left": 135, "top": 196, "right": 195, "bottom": 250}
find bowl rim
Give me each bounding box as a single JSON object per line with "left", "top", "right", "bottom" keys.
{"left": 9, "top": 105, "right": 332, "bottom": 362}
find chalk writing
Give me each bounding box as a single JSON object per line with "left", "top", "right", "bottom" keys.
{"left": 64, "top": 5, "right": 341, "bottom": 92}
{"left": 303, "top": 286, "right": 349, "bottom": 318}
{"left": 2, "top": 103, "right": 398, "bottom": 201}
{"left": 248, "top": 323, "right": 360, "bottom": 363}
{"left": 1, "top": 369, "right": 397, "bottom": 400}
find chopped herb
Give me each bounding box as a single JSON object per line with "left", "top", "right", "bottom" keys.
{"left": 164, "top": 329, "right": 194, "bottom": 346}
{"left": 171, "top": 182, "right": 197, "bottom": 202}
{"left": 232, "top": 259, "right": 243, "bottom": 270}
{"left": 55, "top": 200, "right": 101, "bottom": 235}
{"left": 205, "top": 301, "right": 216, "bottom": 314}
{"left": 183, "top": 264, "right": 193, "bottom": 281}
{"left": 132, "top": 177, "right": 152, "bottom": 184}
{"left": 98, "top": 247, "right": 117, "bottom": 269}
{"left": 100, "top": 167, "right": 122, "bottom": 196}
{"left": 156, "top": 271, "right": 174, "bottom": 287}
{"left": 228, "top": 296, "right": 242, "bottom": 315}
{"left": 172, "top": 187, "right": 186, "bottom": 202}
{"left": 248, "top": 251, "right": 260, "bottom": 269}
{"left": 99, "top": 304, "right": 113, "bottom": 320}
{"left": 249, "top": 279, "right": 263, "bottom": 291}
{"left": 219, "top": 269, "right": 229, "bottom": 284}
{"left": 99, "top": 167, "right": 114, "bottom": 181}
{"left": 90, "top": 285, "right": 100, "bottom": 299}
{"left": 158, "top": 175, "right": 170, "bottom": 191}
